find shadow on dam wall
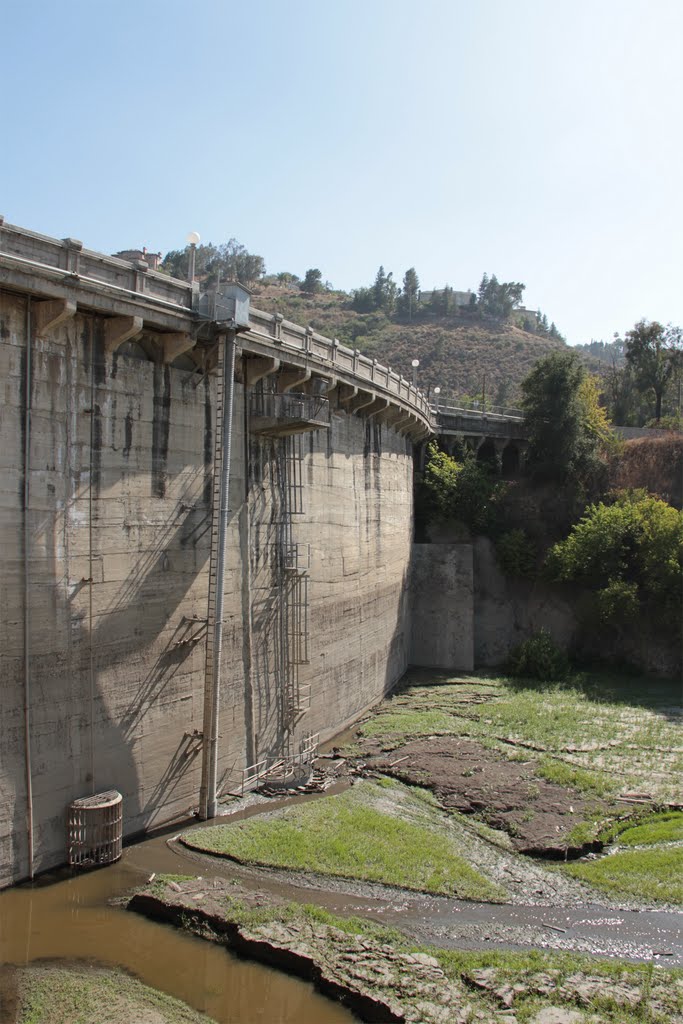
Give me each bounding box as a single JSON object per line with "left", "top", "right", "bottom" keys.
{"left": 7, "top": 316, "right": 223, "bottom": 880}
{"left": 8, "top": 310, "right": 414, "bottom": 881}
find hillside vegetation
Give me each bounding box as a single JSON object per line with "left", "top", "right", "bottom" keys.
{"left": 251, "top": 282, "right": 573, "bottom": 405}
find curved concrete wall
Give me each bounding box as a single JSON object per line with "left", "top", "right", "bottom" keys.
{"left": 0, "top": 287, "right": 414, "bottom": 886}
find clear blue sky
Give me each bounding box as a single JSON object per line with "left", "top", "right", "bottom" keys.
{"left": 3, "top": 0, "right": 682, "bottom": 345}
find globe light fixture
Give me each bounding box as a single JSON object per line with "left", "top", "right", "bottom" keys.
{"left": 411, "top": 358, "right": 420, "bottom": 388}
{"left": 186, "top": 230, "right": 201, "bottom": 281}
{"left": 434, "top": 386, "right": 441, "bottom": 412}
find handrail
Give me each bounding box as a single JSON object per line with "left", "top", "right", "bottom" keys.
{"left": 2, "top": 221, "right": 533, "bottom": 435}
{"left": 435, "top": 403, "right": 525, "bottom": 421}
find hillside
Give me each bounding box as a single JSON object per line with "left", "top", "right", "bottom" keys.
{"left": 251, "top": 283, "right": 589, "bottom": 406}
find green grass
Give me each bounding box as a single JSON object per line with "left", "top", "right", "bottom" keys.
{"left": 437, "top": 950, "right": 681, "bottom": 1023}
{"left": 536, "top": 756, "right": 617, "bottom": 797}
{"left": 355, "top": 671, "right": 683, "bottom": 804}
{"left": 616, "top": 812, "right": 683, "bottom": 847}
{"left": 360, "top": 708, "right": 459, "bottom": 739}
{"left": 563, "top": 847, "right": 683, "bottom": 904}
{"left": 17, "top": 963, "right": 211, "bottom": 1024}
{"left": 182, "top": 780, "right": 505, "bottom": 901}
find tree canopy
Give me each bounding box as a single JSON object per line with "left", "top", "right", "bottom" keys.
{"left": 301, "top": 268, "right": 323, "bottom": 294}
{"left": 161, "top": 240, "right": 265, "bottom": 288}
{"left": 624, "top": 320, "right": 682, "bottom": 422}
{"left": 521, "top": 351, "right": 611, "bottom": 483}
{"left": 546, "top": 490, "right": 683, "bottom": 627}
{"left": 477, "top": 274, "right": 525, "bottom": 319}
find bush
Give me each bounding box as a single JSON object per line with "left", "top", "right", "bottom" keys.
{"left": 495, "top": 529, "right": 536, "bottom": 578}
{"left": 417, "top": 442, "right": 507, "bottom": 534}
{"left": 506, "top": 629, "right": 569, "bottom": 681}
{"left": 545, "top": 489, "right": 683, "bottom": 627}
{"left": 593, "top": 578, "right": 639, "bottom": 624}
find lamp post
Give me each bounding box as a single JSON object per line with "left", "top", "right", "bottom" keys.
{"left": 186, "top": 230, "right": 201, "bottom": 282}
{"left": 433, "top": 386, "right": 441, "bottom": 413}
{"left": 411, "top": 358, "right": 420, "bottom": 389}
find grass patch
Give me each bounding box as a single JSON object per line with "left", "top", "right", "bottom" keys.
{"left": 182, "top": 780, "right": 505, "bottom": 901}
{"left": 148, "top": 873, "right": 196, "bottom": 897}
{"left": 360, "top": 708, "right": 459, "bottom": 739}
{"left": 562, "top": 847, "right": 683, "bottom": 904}
{"left": 16, "top": 962, "right": 210, "bottom": 1024}
{"left": 356, "top": 670, "right": 683, "bottom": 804}
{"left": 617, "top": 811, "right": 683, "bottom": 847}
{"left": 536, "top": 756, "right": 617, "bottom": 797}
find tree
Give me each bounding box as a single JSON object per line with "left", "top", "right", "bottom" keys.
{"left": 417, "top": 442, "right": 506, "bottom": 533}
{"left": 477, "top": 273, "right": 525, "bottom": 319}
{"left": 161, "top": 239, "right": 265, "bottom": 287}
{"left": 351, "top": 286, "right": 375, "bottom": 312}
{"left": 301, "top": 268, "right": 323, "bottom": 294}
{"left": 624, "top": 320, "right": 683, "bottom": 423}
{"left": 521, "top": 351, "right": 603, "bottom": 482}
{"left": 398, "top": 267, "right": 420, "bottom": 319}
{"left": 372, "top": 265, "right": 397, "bottom": 314}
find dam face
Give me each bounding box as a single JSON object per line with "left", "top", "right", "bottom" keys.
{"left": 0, "top": 223, "right": 430, "bottom": 886}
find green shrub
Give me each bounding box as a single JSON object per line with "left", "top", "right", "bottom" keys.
{"left": 495, "top": 529, "right": 536, "bottom": 578}
{"left": 506, "top": 629, "right": 569, "bottom": 681}
{"left": 418, "top": 442, "right": 507, "bottom": 533}
{"left": 593, "top": 578, "right": 639, "bottom": 623}
{"left": 545, "top": 489, "right": 683, "bottom": 627}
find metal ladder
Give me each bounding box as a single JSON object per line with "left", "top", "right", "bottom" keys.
{"left": 203, "top": 345, "right": 225, "bottom": 742}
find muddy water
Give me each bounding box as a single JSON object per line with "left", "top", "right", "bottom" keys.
{"left": 0, "top": 827, "right": 354, "bottom": 1024}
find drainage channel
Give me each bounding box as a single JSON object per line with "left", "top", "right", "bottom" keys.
{"left": 0, "top": 825, "right": 354, "bottom": 1024}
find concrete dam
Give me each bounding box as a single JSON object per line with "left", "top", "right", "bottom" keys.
{"left": 0, "top": 220, "right": 526, "bottom": 888}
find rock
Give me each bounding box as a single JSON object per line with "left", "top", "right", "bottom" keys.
{"left": 529, "top": 1009, "right": 584, "bottom": 1024}
{"left": 493, "top": 984, "right": 517, "bottom": 1007}
{"left": 411, "top": 952, "right": 441, "bottom": 969}
{"left": 469, "top": 967, "right": 499, "bottom": 990}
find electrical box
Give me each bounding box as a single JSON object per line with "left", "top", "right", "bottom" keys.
{"left": 199, "top": 282, "right": 251, "bottom": 328}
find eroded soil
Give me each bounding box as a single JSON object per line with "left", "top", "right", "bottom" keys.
{"left": 367, "top": 735, "right": 610, "bottom": 856}
{"left": 129, "top": 877, "right": 683, "bottom": 1024}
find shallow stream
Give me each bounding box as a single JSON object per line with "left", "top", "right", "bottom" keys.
{"left": 0, "top": 821, "right": 354, "bottom": 1024}
{"left": 3, "top": 785, "right": 683, "bottom": 1023}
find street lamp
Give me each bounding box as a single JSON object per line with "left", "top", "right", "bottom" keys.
{"left": 186, "top": 230, "right": 201, "bottom": 282}
{"left": 433, "top": 386, "right": 441, "bottom": 412}
{"left": 411, "top": 358, "right": 420, "bottom": 388}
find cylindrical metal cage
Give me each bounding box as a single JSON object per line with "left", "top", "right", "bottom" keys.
{"left": 67, "top": 790, "right": 123, "bottom": 867}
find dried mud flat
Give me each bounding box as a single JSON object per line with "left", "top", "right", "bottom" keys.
{"left": 129, "top": 877, "right": 683, "bottom": 1024}
{"left": 367, "top": 735, "right": 610, "bottom": 857}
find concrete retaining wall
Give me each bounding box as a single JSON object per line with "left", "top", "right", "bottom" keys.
{"left": 0, "top": 291, "right": 412, "bottom": 886}
{"left": 409, "top": 545, "right": 473, "bottom": 670}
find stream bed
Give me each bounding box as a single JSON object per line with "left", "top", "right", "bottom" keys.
{"left": 0, "top": 825, "right": 354, "bottom": 1024}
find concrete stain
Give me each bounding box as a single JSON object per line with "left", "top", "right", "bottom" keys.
{"left": 123, "top": 411, "right": 133, "bottom": 459}
{"left": 152, "top": 363, "right": 171, "bottom": 499}
{"left": 91, "top": 404, "right": 102, "bottom": 498}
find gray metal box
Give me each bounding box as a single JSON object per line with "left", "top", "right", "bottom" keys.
{"left": 199, "top": 282, "right": 251, "bottom": 327}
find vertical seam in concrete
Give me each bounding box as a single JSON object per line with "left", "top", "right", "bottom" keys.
{"left": 241, "top": 358, "right": 256, "bottom": 768}
{"left": 22, "top": 296, "right": 34, "bottom": 880}
{"left": 88, "top": 326, "right": 96, "bottom": 794}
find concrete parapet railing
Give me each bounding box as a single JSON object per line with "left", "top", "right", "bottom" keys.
{"left": 247, "top": 307, "right": 431, "bottom": 421}
{"left": 0, "top": 219, "right": 522, "bottom": 438}
{"left": 0, "top": 219, "right": 197, "bottom": 314}
{"left": 0, "top": 219, "right": 431, "bottom": 429}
